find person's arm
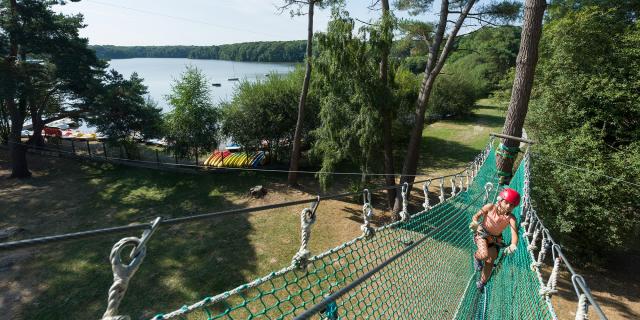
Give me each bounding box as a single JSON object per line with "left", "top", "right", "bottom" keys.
{"left": 469, "top": 204, "right": 492, "bottom": 231}
{"left": 505, "top": 215, "right": 519, "bottom": 254}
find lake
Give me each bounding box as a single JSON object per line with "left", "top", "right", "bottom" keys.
{"left": 108, "top": 58, "right": 296, "bottom": 112}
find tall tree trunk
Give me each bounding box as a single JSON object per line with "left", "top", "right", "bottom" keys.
{"left": 394, "top": 0, "right": 476, "bottom": 212}
{"left": 7, "top": 0, "right": 31, "bottom": 178}
{"left": 287, "top": 0, "right": 315, "bottom": 186}
{"left": 379, "top": 0, "right": 396, "bottom": 208}
{"left": 28, "top": 105, "right": 45, "bottom": 146}
{"left": 8, "top": 99, "right": 31, "bottom": 178}
{"left": 0, "top": 101, "right": 10, "bottom": 144}
{"left": 496, "top": 0, "right": 546, "bottom": 185}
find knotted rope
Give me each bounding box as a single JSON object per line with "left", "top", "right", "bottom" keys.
{"left": 483, "top": 182, "right": 494, "bottom": 204}
{"left": 465, "top": 168, "right": 471, "bottom": 190}
{"left": 451, "top": 176, "right": 457, "bottom": 197}
{"left": 400, "top": 183, "right": 410, "bottom": 221}
{"left": 422, "top": 180, "right": 432, "bottom": 210}
{"left": 531, "top": 229, "right": 549, "bottom": 270}
{"left": 528, "top": 226, "right": 541, "bottom": 251}
{"left": 361, "top": 190, "right": 375, "bottom": 240}
{"left": 575, "top": 294, "right": 589, "bottom": 320}
{"left": 292, "top": 197, "right": 320, "bottom": 269}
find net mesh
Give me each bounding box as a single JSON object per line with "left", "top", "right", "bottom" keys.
{"left": 152, "top": 149, "right": 554, "bottom": 320}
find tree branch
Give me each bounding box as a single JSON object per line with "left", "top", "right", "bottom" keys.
{"left": 355, "top": 18, "right": 378, "bottom": 26}
{"left": 368, "top": 0, "right": 382, "bottom": 10}
{"left": 432, "top": 0, "right": 476, "bottom": 76}
{"left": 426, "top": 0, "right": 449, "bottom": 75}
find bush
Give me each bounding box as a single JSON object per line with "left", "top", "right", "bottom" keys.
{"left": 528, "top": 6, "right": 640, "bottom": 262}
{"left": 220, "top": 68, "right": 317, "bottom": 162}
{"left": 428, "top": 54, "right": 490, "bottom": 117}
{"left": 164, "top": 66, "right": 221, "bottom": 159}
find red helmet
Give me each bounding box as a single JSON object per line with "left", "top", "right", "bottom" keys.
{"left": 499, "top": 188, "right": 520, "bottom": 206}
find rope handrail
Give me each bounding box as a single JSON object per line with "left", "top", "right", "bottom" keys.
{"left": 521, "top": 152, "right": 608, "bottom": 319}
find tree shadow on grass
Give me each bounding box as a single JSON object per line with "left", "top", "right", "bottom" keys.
{"left": 447, "top": 111, "right": 505, "bottom": 128}
{"left": 0, "top": 158, "right": 285, "bottom": 319}
{"left": 419, "top": 136, "right": 488, "bottom": 170}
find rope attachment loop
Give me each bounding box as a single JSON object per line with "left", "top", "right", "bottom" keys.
{"left": 292, "top": 196, "right": 320, "bottom": 270}
{"left": 573, "top": 274, "right": 592, "bottom": 320}
{"left": 483, "top": 182, "right": 494, "bottom": 204}
{"left": 361, "top": 189, "right": 375, "bottom": 240}
{"left": 450, "top": 176, "right": 457, "bottom": 197}
{"left": 422, "top": 180, "right": 432, "bottom": 210}
{"left": 400, "top": 183, "right": 410, "bottom": 221}
{"left": 102, "top": 217, "right": 162, "bottom": 320}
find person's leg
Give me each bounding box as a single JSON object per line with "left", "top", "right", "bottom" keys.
{"left": 480, "top": 246, "right": 498, "bottom": 284}
{"left": 474, "top": 236, "right": 489, "bottom": 260}
{"left": 474, "top": 236, "right": 489, "bottom": 271}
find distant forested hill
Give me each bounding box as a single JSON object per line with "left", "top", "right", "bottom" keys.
{"left": 91, "top": 40, "right": 306, "bottom": 62}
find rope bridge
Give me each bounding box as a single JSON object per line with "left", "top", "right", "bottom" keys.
{"left": 0, "top": 137, "right": 607, "bottom": 320}
{"left": 141, "top": 140, "right": 598, "bottom": 320}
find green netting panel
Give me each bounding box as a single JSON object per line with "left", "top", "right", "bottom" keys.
{"left": 151, "top": 148, "right": 554, "bottom": 320}
{"left": 479, "top": 157, "right": 554, "bottom": 320}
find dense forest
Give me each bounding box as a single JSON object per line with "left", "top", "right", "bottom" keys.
{"left": 91, "top": 40, "right": 307, "bottom": 62}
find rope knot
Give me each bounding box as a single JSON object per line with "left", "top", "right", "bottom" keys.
{"left": 361, "top": 203, "right": 375, "bottom": 240}
{"left": 361, "top": 190, "right": 375, "bottom": 239}
{"left": 439, "top": 178, "right": 445, "bottom": 203}
{"left": 292, "top": 206, "right": 317, "bottom": 270}
{"left": 400, "top": 182, "right": 409, "bottom": 221}
{"left": 422, "top": 180, "right": 431, "bottom": 210}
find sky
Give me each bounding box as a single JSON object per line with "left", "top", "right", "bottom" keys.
{"left": 54, "top": 0, "right": 423, "bottom": 46}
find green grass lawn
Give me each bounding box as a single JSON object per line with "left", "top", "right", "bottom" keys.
{"left": 0, "top": 101, "right": 505, "bottom": 320}
{"left": 418, "top": 99, "right": 505, "bottom": 176}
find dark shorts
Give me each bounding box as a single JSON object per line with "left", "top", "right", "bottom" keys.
{"left": 475, "top": 229, "right": 504, "bottom": 249}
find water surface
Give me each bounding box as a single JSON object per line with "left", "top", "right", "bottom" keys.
{"left": 108, "top": 58, "right": 296, "bottom": 112}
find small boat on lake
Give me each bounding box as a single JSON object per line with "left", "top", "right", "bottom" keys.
{"left": 212, "top": 83, "right": 221, "bottom": 87}
{"left": 228, "top": 77, "right": 239, "bottom": 81}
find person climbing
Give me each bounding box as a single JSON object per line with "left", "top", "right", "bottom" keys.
{"left": 469, "top": 188, "right": 520, "bottom": 291}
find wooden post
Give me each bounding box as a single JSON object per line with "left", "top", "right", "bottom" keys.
{"left": 71, "top": 140, "right": 76, "bottom": 155}
{"left": 174, "top": 152, "right": 178, "bottom": 164}
{"left": 120, "top": 145, "right": 125, "bottom": 159}
{"left": 155, "top": 150, "right": 160, "bottom": 167}
{"left": 86, "top": 140, "right": 91, "bottom": 156}
{"left": 103, "top": 142, "right": 108, "bottom": 159}
{"left": 195, "top": 147, "right": 199, "bottom": 166}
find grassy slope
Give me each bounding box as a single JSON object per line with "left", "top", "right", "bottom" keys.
{"left": 418, "top": 99, "right": 505, "bottom": 175}
{"left": 6, "top": 100, "right": 634, "bottom": 319}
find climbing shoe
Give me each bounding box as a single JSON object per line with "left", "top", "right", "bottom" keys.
{"left": 473, "top": 257, "right": 483, "bottom": 272}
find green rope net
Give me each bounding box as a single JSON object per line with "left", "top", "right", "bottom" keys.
{"left": 152, "top": 147, "right": 554, "bottom": 320}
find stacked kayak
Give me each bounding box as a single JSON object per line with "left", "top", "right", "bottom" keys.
{"left": 61, "top": 129, "right": 97, "bottom": 140}
{"left": 204, "top": 151, "right": 267, "bottom": 168}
